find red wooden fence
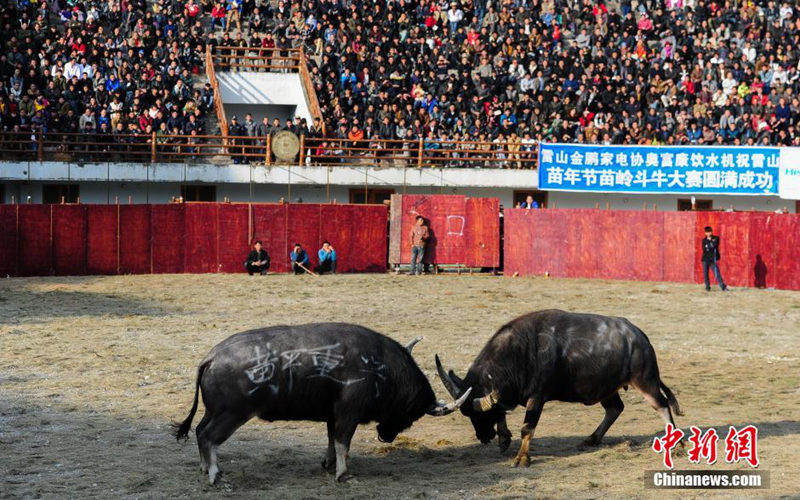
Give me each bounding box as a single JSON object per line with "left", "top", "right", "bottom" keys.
{"left": 388, "top": 194, "right": 500, "bottom": 268}
{"left": 0, "top": 203, "right": 388, "bottom": 276}
{"left": 2, "top": 202, "right": 796, "bottom": 289}
{"left": 504, "top": 208, "right": 800, "bottom": 290}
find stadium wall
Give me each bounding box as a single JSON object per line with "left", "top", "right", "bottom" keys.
{"left": 503, "top": 208, "right": 800, "bottom": 291}
{"left": 0, "top": 203, "right": 387, "bottom": 277}
{"left": 216, "top": 72, "right": 313, "bottom": 123}
{"left": 2, "top": 180, "right": 791, "bottom": 214}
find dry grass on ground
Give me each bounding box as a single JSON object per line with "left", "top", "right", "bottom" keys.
{"left": 1, "top": 274, "right": 798, "bottom": 499}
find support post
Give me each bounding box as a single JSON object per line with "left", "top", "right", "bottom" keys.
{"left": 299, "top": 134, "right": 305, "bottom": 166}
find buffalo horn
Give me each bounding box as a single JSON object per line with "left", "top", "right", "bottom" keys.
{"left": 435, "top": 354, "right": 462, "bottom": 398}
{"left": 405, "top": 336, "right": 423, "bottom": 353}
{"left": 427, "top": 387, "right": 473, "bottom": 416}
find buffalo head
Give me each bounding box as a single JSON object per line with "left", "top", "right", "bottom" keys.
{"left": 376, "top": 340, "right": 473, "bottom": 443}
{"left": 435, "top": 355, "right": 506, "bottom": 444}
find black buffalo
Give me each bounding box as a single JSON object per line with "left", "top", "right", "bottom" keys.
{"left": 436, "top": 309, "right": 682, "bottom": 466}
{"left": 173, "top": 323, "right": 471, "bottom": 483}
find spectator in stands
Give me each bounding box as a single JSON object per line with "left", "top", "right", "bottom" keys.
{"left": 316, "top": 241, "right": 337, "bottom": 274}
{"left": 701, "top": 226, "right": 728, "bottom": 292}
{"left": 244, "top": 240, "right": 270, "bottom": 275}
{"left": 520, "top": 195, "right": 539, "bottom": 209}
{"left": 257, "top": 116, "right": 271, "bottom": 155}
{"left": 243, "top": 113, "right": 257, "bottom": 161}
{"left": 269, "top": 118, "right": 282, "bottom": 137}
{"left": 225, "top": 0, "right": 243, "bottom": 34}
{"left": 1, "top": 0, "right": 217, "bottom": 161}
{"left": 409, "top": 216, "right": 429, "bottom": 276}
{"left": 211, "top": 2, "right": 227, "bottom": 32}
{"left": 228, "top": 115, "right": 245, "bottom": 164}
{"left": 7, "top": 0, "right": 800, "bottom": 166}
{"left": 290, "top": 243, "right": 310, "bottom": 274}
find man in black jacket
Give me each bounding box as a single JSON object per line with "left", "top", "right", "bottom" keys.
{"left": 244, "top": 240, "right": 270, "bottom": 275}
{"left": 228, "top": 115, "right": 245, "bottom": 164}
{"left": 701, "top": 226, "right": 727, "bottom": 291}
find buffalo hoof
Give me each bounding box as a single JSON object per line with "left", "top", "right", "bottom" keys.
{"left": 512, "top": 455, "right": 530, "bottom": 468}
{"left": 336, "top": 472, "right": 354, "bottom": 483}
{"left": 583, "top": 435, "right": 601, "bottom": 447}
{"left": 498, "top": 434, "right": 512, "bottom": 453}
{"left": 208, "top": 465, "right": 220, "bottom": 485}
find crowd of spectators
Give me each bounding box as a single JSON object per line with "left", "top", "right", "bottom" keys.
{"left": 306, "top": 0, "right": 800, "bottom": 147}
{"left": 4, "top": 0, "right": 800, "bottom": 162}
{"left": 0, "top": 0, "right": 215, "bottom": 154}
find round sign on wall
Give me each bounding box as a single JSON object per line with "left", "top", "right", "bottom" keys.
{"left": 272, "top": 131, "right": 300, "bottom": 162}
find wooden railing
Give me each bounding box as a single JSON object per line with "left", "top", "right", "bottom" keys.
{"left": 302, "top": 137, "right": 537, "bottom": 168}
{"left": 205, "top": 46, "right": 228, "bottom": 138}
{"left": 297, "top": 46, "right": 325, "bottom": 136}
{"left": 0, "top": 131, "right": 539, "bottom": 169}
{"left": 210, "top": 45, "right": 302, "bottom": 72}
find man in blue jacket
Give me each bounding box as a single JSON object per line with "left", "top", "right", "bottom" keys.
{"left": 316, "top": 241, "right": 337, "bottom": 274}
{"left": 290, "top": 243, "right": 310, "bottom": 274}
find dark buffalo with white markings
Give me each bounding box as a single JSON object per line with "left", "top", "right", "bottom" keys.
{"left": 436, "top": 309, "right": 682, "bottom": 466}
{"left": 173, "top": 323, "right": 471, "bottom": 483}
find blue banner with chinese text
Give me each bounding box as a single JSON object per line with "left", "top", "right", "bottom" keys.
{"left": 538, "top": 144, "right": 779, "bottom": 195}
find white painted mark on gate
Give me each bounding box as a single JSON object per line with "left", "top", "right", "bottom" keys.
{"left": 447, "top": 215, "right": 465, "bottom": 236}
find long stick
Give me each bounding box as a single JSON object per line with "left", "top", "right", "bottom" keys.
{"left": 296, "top": 261, "right": 318, "bottom": 277}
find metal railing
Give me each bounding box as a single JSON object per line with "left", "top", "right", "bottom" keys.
{"left": 0, "top": 131, "right": 539, "bottom": 168}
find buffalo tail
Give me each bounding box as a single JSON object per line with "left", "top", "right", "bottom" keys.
{"left": 171, "top": 361, "right": 209, "bottom": 441}
{"left": 659, "top": 380, "right": 684, "bottom": 417}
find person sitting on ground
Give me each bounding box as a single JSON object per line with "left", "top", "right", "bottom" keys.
{"left": 316, "top": 241, "right": 337, "bottom": 274}
{"left": 244, "top": 240, "right": 270, "bottom": 275}
{"left": 290, "top": 243, "right": 310, "bottom": 274}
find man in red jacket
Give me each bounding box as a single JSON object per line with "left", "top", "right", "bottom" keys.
{"left": 409, "top": 216, "right": 430, "bottom": 275}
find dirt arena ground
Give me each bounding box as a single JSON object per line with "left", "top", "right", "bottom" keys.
{"left": 1, "top": 274, "right": 798, "bottom": 499}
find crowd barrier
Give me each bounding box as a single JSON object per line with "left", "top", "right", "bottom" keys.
{"left": 504, "top": 208, "right": 800, "bottom": 290}
{"left": 2, "top": 202, "right": 797, "bottom": 290}
{"left": 0, "top": 203, "right": 388, "bottom": 276}
{"left": 388, "top": 194, "right": 500, "bottom": 269}
{"left": 0, "top": 131, "right": 537, "bottom": 168}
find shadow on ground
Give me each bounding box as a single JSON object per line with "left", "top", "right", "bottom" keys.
{"left": 0, "top": 287, "right": 169, "bottom": 321}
